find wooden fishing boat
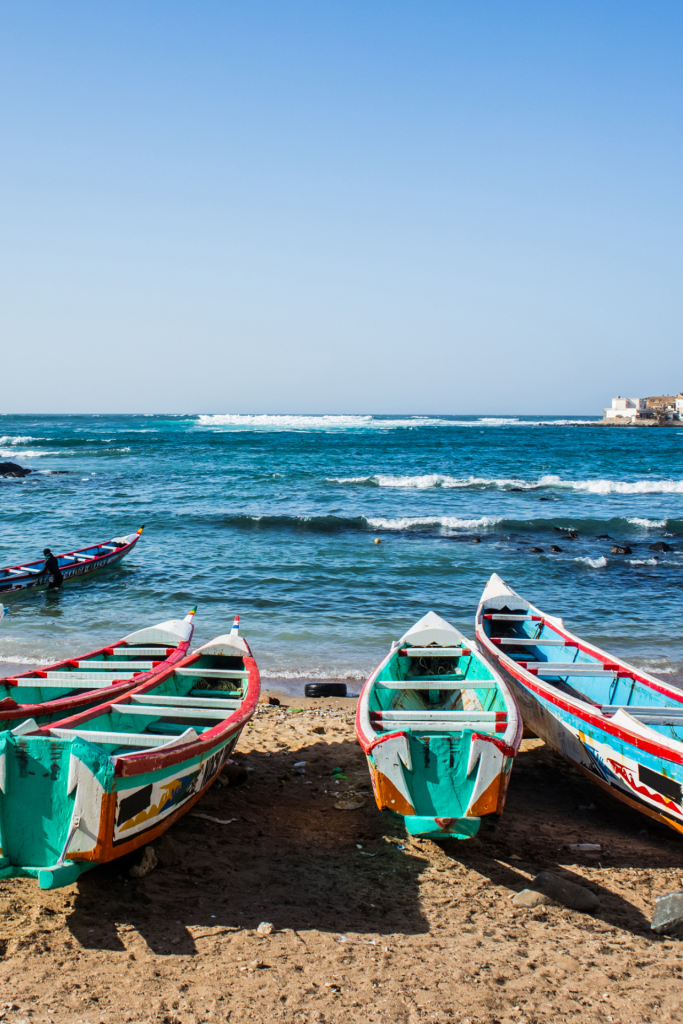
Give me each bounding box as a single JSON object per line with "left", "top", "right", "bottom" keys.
{"left": 0, "top": 616, "right": 259, "bottom": 889}
{"left": 476, "top": 573, "right": 683, "bottom": 836}
{"left": 0, "top": 608, "right": 197, "bottom": 731}
{"left": 0, "top": 527, "right": 145, "bottom": 594}
{"left": 356, "top": 611, "right": 522, "bottom": 839}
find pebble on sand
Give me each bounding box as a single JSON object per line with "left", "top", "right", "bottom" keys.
{"left": 531, "top": 871, "right": 599, "bottom": 912}
{"left": 129, "top": 845, "right": 158, "bottom": 878}
{"left": 256, "top": 921, "right": 274, "bottom": 936}
{"left": 511, "top": 889, "right": 557, "bottom": 908}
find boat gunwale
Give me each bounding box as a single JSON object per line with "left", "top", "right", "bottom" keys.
{"left": 475, "top": 579, "right": 683, "bottom": 766}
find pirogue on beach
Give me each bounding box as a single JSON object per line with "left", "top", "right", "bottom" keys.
{"left": 0, "top": 617, "right": 259, "bottom": 889}
{"left": 356, "top": 611, "right": 522, "bottom": 839}
{"left": 0, "top": 526, "right": 145, "bottom": 594}
{"left": 0, "top": 609, "right": 196, "bottom": 731}
{"left": 476, "top": 573, "right": 683, "bottom": 836}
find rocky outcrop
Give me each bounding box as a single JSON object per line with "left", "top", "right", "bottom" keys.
{"left": 650, "top": 541, "right": 672, "bottom": 552}
{"left": 0, "top": 462, "right": 31, "bottom": 478}
{"left": 610, "top": 544, "right": 632, "bottom": 554}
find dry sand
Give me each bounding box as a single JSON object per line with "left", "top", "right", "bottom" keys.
{"left": 0, "top": 689, "right": 682, "bottom": 1023}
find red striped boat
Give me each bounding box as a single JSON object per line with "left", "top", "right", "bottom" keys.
{"left": 0, "top": 527, "right": 145, "bottom": 594}
{"left": 0, "top": 608, "right": 197, "bottom": 732}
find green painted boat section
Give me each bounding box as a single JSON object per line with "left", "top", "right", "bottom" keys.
{"left": 0, "top": 650, "right": 248, "bottom": 881}
{"left": 405, "top": 732, "right": 471, "bottom": 817}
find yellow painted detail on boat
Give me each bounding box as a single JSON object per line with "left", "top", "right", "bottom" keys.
{"left": 118, "top": 779, "right": 184, "bottom": 834}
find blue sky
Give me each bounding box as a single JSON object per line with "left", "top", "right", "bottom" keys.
{"left": 1, "top": 2, "right": 682, "bottom": 414}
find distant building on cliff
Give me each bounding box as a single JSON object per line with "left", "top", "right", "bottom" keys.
{"left": 603, "top": 394, "right": 683, "bottom": 424}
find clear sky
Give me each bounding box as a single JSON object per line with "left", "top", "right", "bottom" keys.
{"left": 1, "top": 1, "right": 682, "bottom": 415}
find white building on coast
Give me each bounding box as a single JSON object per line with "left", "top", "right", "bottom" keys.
{"left": 603, "top": 394, "right": 683, "bottom": 424}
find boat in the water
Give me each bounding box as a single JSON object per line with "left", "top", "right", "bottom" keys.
{"left": 0, "top": 608, "right": 197, "bottom": 731}
{"left": 0, "top": 527, "right": 145, "bottom": 594}
{"left": 355, "top": 611, "right": 522, "bottom": 840}
{"left": 476, "top": 573, "right": 683, "bottom": 836}
{"left": 0, "top": 616, "right": 259, "bottom": 888}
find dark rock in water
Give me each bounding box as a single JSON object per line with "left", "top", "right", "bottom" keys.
{"left": 509, "top": 488, "right": 524, "bottom": 492}
{"left": 549, "top": 545, "right": 563, "bottom": 552}
{"left": 532, "top": 871, "right": 599, "bottom": 912}
{"left": 650, "top": 541, "right": 672, "bottom": 552}
{"left": 539, "top": 497, "right": 552, "bottom": 501}
{"left": 471, "top": 536, "right": 482, "bottom": 543}
{"left": 651, "top": 892, "right": 683, "bottom": 936}
{"left": 528, "top": 547, "right": 543, "bottom": 553}
{"left": 0, "top": 462, "right": 31, "bottom": 478}
{"left": 611, "top": 545, "right": 632, "bottom": 554}
{"left": 596, "top": 534, "right": 611, "bottom": 540}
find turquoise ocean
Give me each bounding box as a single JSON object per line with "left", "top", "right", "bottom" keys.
{"left": 1, "top": 414, "right": 682, "bottom": 691}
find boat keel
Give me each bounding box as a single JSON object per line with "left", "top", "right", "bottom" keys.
{"left": 404, "top": 814, "right": 481, "bottom": 839}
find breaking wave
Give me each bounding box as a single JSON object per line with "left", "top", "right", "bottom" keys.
{"left": 195, "top": 414, "right": 596, "bottom": 432}
{"left": 627, "top": 517, "right": 668, "bottom": 528}
{"left": 366, "top": 515, "right": 502, "bottom": 531}
{"left": 327, "top": 473, "right": 683, "bottom": 495}
{"left": 575, "top": 556, "right": 608, "bottom": 568}
{"left": 629, "top": 558, "right": 659, "bottom": 566}
{"left": 196, "top": 414, "right": 450, "bottom": 431}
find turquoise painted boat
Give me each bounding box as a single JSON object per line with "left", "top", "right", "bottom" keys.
{"left": 0, "top": 616, "right": 259, "bottom": 889}
{"left": 0, "top": 609, "right": 197, "bottom": 731}
{"left": 355, "top": 612, "right": 522, "bottom": 839}
{"left": 477, "top": 573, "right": 683, "bottom": 837}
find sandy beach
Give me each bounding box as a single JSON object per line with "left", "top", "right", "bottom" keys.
{"left": 0, "top": 689, "right": 679, "bottom": 1023}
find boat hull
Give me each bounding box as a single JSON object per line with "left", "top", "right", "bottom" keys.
{"left": 356, "top": 612, "right": 521, "bottom": 840}
{"left": 493, "top": 658, "right": 683, "bottom": 836}
{"left": 0, "top": 648, "right": 259, "bottom": 888}
{"left": 476, "top": 574, "right": 683, "bottom": 837}
{"left": 0, "top": 531, "right": 141, "bottom": 594}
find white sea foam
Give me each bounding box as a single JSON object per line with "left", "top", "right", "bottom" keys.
{"left": 196, "top": 414, "right": 594, "bottom": 431}
{"left": 367, "top": 515, "right": 501, "bottom": 531}
{"left": 627, "top": 517, "right": 668, "bottom": 528}
{"left": 0, "top": 655, "right": 52, "bottom": 666}
{"left": 575, "top": 556, "right": 608, "bottom": 568}
{"left": 629, "top": 558, "right": 659, "bottom": 566}
{"left": 329, "top": 474, "right": 534, "bottom": 490}
{"left": 541, "top": 475, "right": 683, "bottom": 495}
{"left": 328, "top": 472, "right": 683, "bottom": 494}
{"left": 261, "top": 668, "right": 367, "bottom": 681}
{"left": 0, "top": 449, "right": 56, "bottom": 458}
{"left": 0, "top": 436, "right": 38, "bottom": 444}
{"left": 197, "top": 414, "right": 449, "bottom": 430}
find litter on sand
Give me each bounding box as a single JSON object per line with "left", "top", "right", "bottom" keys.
{"left": 191, "top": 814, "right": 239, "bottom": 825}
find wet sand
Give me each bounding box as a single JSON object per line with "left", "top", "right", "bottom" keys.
{"left": 0, "top": 690, "right": 681, "bottom": 1023}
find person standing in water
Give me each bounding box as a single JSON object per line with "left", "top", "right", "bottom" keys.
{"left": 43, "top": 548, "right": 64, "bottom": 589}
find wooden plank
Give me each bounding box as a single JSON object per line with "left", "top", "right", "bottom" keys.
{"left": 174, "top": 668, "right": 247, "bottom": 679}
{"left": 132, "top": 694, "right": 242, "bottom": 709}
{"left": 491, "top": 638, "right": 571, "bottom": 646}
{"left": 375, "top": 721, "right": 501, "bottom": 732}
{"left": 14, "top": 679, "right": 118, "bottom": 689}
{"left": 526, "top": 664, "right": 617, "bottom": 676}
{"left": 404, "top": 647, "right": 469, "bottom": 658}
{"left": 376, "top": 681, "right": 497, "bottom": 690}
{"left": 372, "top": 710, "right": 501, "bottom": 721}
{"left": 114, "top": 705, "right": 230, "bottom": 721}
{"left": 116, "top": 647, "right": 176, "bottom": 656}
{"left": 45, "top": 671, "right": 130, "bottom": 683}
{"left": 484, "top": 613, "right": 541, "bottom": 620}
{"left": 78, "top": 660, "right": 155, "bottom": 670}
{"left": 49, "top": 729, "right": 167, "bottom": 747}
